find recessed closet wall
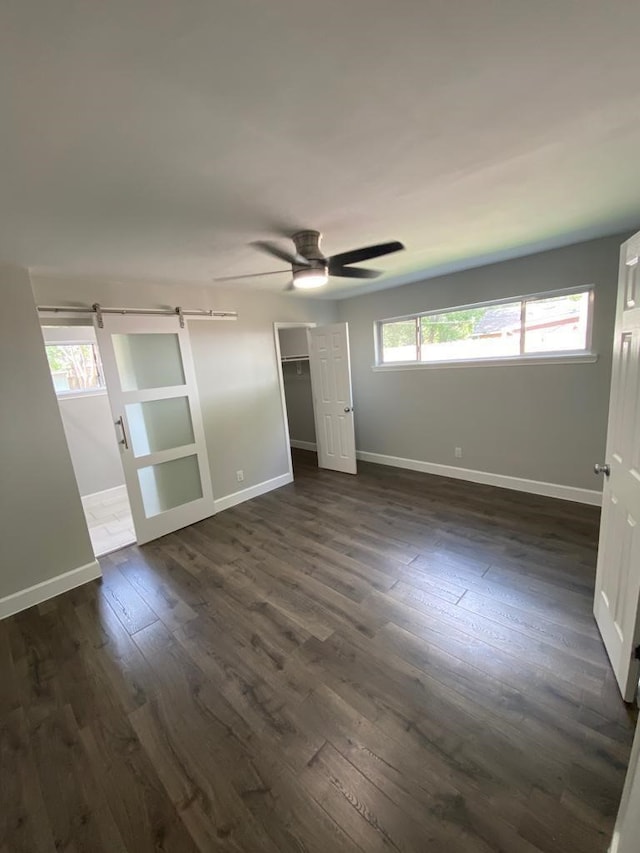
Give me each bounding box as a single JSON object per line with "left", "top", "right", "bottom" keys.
{"left": 279, "top": 327, "right": 316, "bottom": 448}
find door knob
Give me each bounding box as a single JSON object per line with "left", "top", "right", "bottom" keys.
{"left": 594, "top": 463, "right": 610, "bottom": 477}
{"left": 344, "top": 406, "right": 353, "bottom": 413}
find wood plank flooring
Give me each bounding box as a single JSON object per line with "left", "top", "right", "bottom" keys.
{"left": 1, "top": 449, "right": 637, "bottom": 852}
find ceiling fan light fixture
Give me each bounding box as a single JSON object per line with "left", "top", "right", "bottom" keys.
{"left": 292, "top": 267, "right": 329, "bottom": 289}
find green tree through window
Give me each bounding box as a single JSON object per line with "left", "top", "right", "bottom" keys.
{"left": 45, "top": 344, "right": 104, "bottom": 392}
{"left": 420, "top": 309, "right": 485, "bottom": 344}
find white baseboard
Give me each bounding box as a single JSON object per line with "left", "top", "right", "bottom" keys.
{"left": 213, "top": 472, "right": 293, "bottom": 514}
{"left": 355, "top": 450, "right": 602, "bottom": 506}
{"left": 290, "top": 440, "right": 317, "bottom": 452}
{"left": 81, "top": 483, "right": 127, "bottom": 505}
{"left": 0, "top": 560, "right": 102, "bottom": 621}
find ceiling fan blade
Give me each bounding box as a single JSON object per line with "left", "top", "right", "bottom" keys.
{"left": 213, "top": 269, "right": 289, "bottom": 282}
{"left": 329, "top": 240, "right": 405, "bottom": 267}
{"left": 252, "top": 240, "right": 311, "bottom": 267}
{"left": 329, "top": 265, "right": 382, "bottom": 279}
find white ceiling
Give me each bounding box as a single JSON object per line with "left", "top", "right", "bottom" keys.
{"left": 2, "top": 0, "right": 640, "bottom": 298}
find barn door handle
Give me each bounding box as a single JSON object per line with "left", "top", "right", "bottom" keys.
{"left": 115, "top": 416, "right": 129, "bottom": 450}
{"left": 593, "top": 463, "right": 610, "bottom": 477}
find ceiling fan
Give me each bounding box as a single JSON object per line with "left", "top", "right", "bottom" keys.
{"left": 215, "top": 230, "right": 405, "bottom": 290}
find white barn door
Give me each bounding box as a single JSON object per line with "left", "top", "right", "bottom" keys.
{"left": 308, "top": 323, "right": 357, "bottom": 475}
{"left": 94, "top": 313, "right": 214, "bottom": 545}
{"left": 594, "top": 231, "right": 640, "bottom": 701}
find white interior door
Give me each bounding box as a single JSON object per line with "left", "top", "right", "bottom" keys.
{"left": 594, "top": 231, "right": 640, "bottom": 701}
{"left": 609, "top": 719, "right": 640, "bottom": 853}
{"left": 94, "top": 314, "right": 214, "bottom": 545}
{"left": 308, "top": 322, "right": 357, "bottom": 475}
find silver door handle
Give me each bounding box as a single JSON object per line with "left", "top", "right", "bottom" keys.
{"left": 344, "top": 406, "right": 354, "bottom": 413}
{"left": 594, "top": 463, "right": 610, "bottom": 477}
{"left": 115, "top": 416, "right": 129, "bottom": 450}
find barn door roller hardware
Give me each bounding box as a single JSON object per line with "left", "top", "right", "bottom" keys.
{"left": 37, "top": 303, "right": 238, "bottom": 327}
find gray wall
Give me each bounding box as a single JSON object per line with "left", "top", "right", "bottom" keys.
{"left": 337, "top": 234, "right": 627, "bottom": 491}
{"left": 282, "top": 360, "right": 316, "bottom": 445}
{"left": 0, "top": 266, "right": 94, "bottom": 601}
{"left": 42, "top": 326, "right": 125, "bottom": 496}
{"left": 31, "top": 276, "right": 336, "bottom": 500}
{"left": 279, "top": 327, "right": 310, "bottom": 359}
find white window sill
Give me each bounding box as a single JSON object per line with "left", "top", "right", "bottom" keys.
{"left": 56, "top": 389, "right": 108, "bottom": 400}
{"left": 372, "top": 352, "right": 599, "bottom": 371}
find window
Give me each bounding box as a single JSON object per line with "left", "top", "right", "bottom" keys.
{"left": 45, "top": 343, "right": 106, "bottom": 394}
{"left": 376, "top": 287, "right": 594, "bottom": 367}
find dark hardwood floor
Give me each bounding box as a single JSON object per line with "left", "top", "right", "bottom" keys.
{"left": 1, "top": 449, "right": 637, "bottom": 852}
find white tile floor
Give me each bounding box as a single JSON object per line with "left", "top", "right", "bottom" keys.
{"left": 82, "top": 485, "right": 136, "bottom": 557}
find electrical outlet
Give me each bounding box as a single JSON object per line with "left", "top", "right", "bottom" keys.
{"left": 454, "top": 447, "right": 463, "bottom": 459}
{"left": 236, "top": 469, "right": 244, "bottom": 482}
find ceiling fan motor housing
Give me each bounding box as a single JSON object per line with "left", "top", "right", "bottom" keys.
{"left": 292, "top": 230, "right": 327, "bottom": 273}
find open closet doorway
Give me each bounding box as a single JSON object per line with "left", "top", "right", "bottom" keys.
{"left": 40, "top": 322, "right": 136, "bottom": 557}
{"left": 277, "top": 324, "right": 318, "bottom": 479}
{"left": 275, "top": 321, "right": 358, "bottom": 478}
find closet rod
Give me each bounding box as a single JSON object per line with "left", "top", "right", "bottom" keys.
{"left": 37, "top": 303, "right": 238, "bottom": 328}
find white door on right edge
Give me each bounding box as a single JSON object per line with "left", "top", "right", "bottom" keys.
{"left": 307, "top": 323, "right": 357, "bottom": 475}
{"left": 609, "top": 718, "right": 640, "bottom": 852}
{"left": 594, "top": 230, "right": 640, "bottom": 701}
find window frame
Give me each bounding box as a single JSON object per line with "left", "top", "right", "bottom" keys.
{"left": 374, "top": 285, "right": 596, "bottom": 370}
{"left": 45, "top": 339, "right": 108, "bottom": 398}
